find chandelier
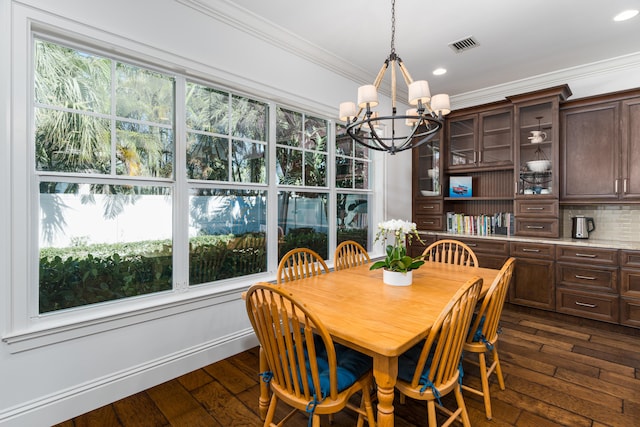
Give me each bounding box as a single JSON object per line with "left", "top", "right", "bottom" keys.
{"left": 338, "top": 0, "right": 451, "bottom": 155}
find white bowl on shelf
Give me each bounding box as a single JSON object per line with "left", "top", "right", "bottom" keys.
{"left": 420, "top": 190, "right": 439, "bottom": 197}
{"left": 526, "top": 160, "right": 551, "bottom": 172}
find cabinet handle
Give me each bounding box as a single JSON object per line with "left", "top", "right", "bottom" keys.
{"left": 526, "top": 225, "right": 544, "bottom": 229}
{"left": 615, "top": 179, "right": 619, "bottom": 194}
{"left": 522, "top": 248, "right": 541, "bottom": 253}
{"left": 575, "top": 253, "right": 597, "bottom": 258}
{"left": 575, "top": 301, "right": 597, "bottom": 308}
{"left": 467, "top": 243, "right": 478, "bottom": 247}
{"left": 526, "top": 207, "right": 544, "bottom": 210}
{"left": 575, "top": 274, "right": 596, "bottom": 280}
{"left": 479, "top": 151, "right": 482, "bottom": 163}
{"left": 422, "top": 205, "right": 435, "bottom": 209}
{"left": 422, "top": 221, "right": 435, "bottom": 225}
{"left": 624, "top": 178, "right": 628, "bottom": 194}
{"left": 515, "top": 181, "right": 518, "bottom": 195}
{"left": 473, "top": 152, "right": 477, "bottom": 163}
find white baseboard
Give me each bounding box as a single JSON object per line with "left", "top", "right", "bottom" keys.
{"left": 0, "top": 330, "right": 259, "bottom": 427}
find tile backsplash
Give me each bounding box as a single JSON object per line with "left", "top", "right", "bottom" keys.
{"left": 562, "top": 205, "right": 640, "bottom": 241}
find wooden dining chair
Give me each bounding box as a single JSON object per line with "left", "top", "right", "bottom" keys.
{"left": 245, "top": 283, "right": 376, "bottom": 427}
{"left": 462, "top": 257, "right": 516, "bottom": 420}
{"left": 422, "top": 239, "right": 479, "bottom": 267}
{"left": 396, "top": 276, "right": 483, "bottom": 427}
{"left": 334, "top": 240, "right": 371, "bottom": 271}
{"left": 277, "top": 248, "right": 329, "bottom": 284}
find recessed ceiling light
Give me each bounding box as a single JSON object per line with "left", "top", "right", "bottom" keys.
{"left": 433, "top": 68, "right": 447, "bottom": 76}
{"left": 614, "top": 9, "right": 639, "bottom": 21}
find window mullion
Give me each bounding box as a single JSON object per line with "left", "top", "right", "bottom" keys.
{"left": 173, "top": 76, "right": 188, "bottom": 291}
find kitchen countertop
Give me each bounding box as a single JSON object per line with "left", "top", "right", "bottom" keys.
{"left": 418, "top": 231, "right": 640, "bottom": 251}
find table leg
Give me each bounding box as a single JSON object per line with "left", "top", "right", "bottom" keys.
{"left": 258, "top": 346, "right": 269, "bottom": 420}
{"left": 373, "top": 354, "right": 398, "bottom": 427}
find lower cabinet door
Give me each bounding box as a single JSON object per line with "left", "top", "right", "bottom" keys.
{"left": 556, "top": 288, "right": 619, "bottom": 323}
{"left": 510, "top": 258, "right": 555, "bottom": 310}
{"left": 620, "top": 297, "right": 640, "bottom": 328}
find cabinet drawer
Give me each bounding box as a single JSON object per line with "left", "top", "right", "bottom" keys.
{"left": 415, "top": 215, "right": 443, "bottom": 231}
{"left": 620, "top": 297, "right": 640, "bottom": 328}
{"left": 514, "top": 218, "right": 559, "bottom": 238}
{"left": 556, "top": 288, "right": 619, "bottom": 323}
{"left": 414, "top": 200, "right": 443, "bottom": 214}
{"left": 448, "top": 237, "right": 509, "bottom": 255}
{"left": 409, "top": 234, "right": 437, "bottom": 258}
{"left": 621, "top": 268, "right": 640, "bottom": 298}
{"left": 477, "top": 254, "right": 510, "bottom": 270}
{"left": 620, "top": 250, "right": 640, "bottom": 268}
{"left": 510, "top": 242, "right": 554, "bottom": 259}
{"left": 514, "top": 199, "right": 559, "bottom": 217}
{"left": 556, "top": 246, "right": 618, "bottom": 265}
{"left": 556, "top": 263, "right": 618, "bottom": 292}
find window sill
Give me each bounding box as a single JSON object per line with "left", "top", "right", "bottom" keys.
{"left": 2, "top": 275, "right": 269, "bottom": 354}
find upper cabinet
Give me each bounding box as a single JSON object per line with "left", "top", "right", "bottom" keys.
{"left": 508, "top": 85, "right": 571, "bottom": 238}
{"left": 560, "top": 89, "right": 640, "bottom": 202}
{"left": 509, "top": 85, "right": 571, "bottom": 198}
{"left": 446, "top": 103, "right": 513, "bottom": 171}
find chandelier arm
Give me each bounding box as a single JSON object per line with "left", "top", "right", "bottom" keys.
{"left": 373, "top": 61, "right": 389, "bottom": 89}
{"left": 391, "top": 59, "right": 397, "bottom": 110}
{"left": 397, "top": 59, "right": 414, "bottom": 86}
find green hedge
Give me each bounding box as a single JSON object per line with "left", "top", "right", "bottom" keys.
{"left": 39, "top": 233, "right": 266, "bottom": 313}
{"left": 38, "top": 230, "right": 365, "bottom": 313}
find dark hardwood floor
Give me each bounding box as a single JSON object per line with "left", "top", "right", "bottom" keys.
{"left": 55, "top": 304, "right": 640, "bottom": 426}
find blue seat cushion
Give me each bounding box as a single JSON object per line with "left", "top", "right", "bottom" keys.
{"left": 398, "top": 340, "right": 433, "bottom": 385}
{"left": 303, "top": 335, "right": 372, "bottom": 398}
{"left": 471, "top": 313, "right": 486, "bottom": 343}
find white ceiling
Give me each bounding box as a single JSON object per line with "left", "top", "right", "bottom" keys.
{"left": 188, "top": 0, "right": 640, "bottom": 103}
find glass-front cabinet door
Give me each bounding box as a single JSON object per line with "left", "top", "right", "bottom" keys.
{"left": 516, "top": 102, "right": 555, "bottom": 196}
{"left": 510, "top": 84, "right": 571, "bottom": 197}
{"left": 414, "top": 133, "right": 441, "bottom": 197}
{"left": 447, "top": 115, "right": 476, "bottom": 169}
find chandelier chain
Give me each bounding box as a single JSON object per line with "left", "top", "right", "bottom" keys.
{"left": 390, "top": 0, "right": 396, "bottom": 55}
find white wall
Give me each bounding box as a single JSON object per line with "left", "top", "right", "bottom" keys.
{"left": 1, "top": 1, "right": 639, "bottom": 426}
{"left": 0, "top": 1, "right": 385, "bottom": 426}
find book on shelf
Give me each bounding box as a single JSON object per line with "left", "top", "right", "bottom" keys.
{"left": 445, "top": 212, "right": 514, "bottom": 236}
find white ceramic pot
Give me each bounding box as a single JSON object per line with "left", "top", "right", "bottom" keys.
{"left": 383, "top": 269, "right": 413, "bottom": 286}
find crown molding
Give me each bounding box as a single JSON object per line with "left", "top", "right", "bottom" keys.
{"left": 176, "top": 0, "right": 640, "bottom": 110}
{"left": 174, "top": 0, "right": 399, "bottom": 97}
{"left": 450, "top": 51, "right": 640, "bottom": 109}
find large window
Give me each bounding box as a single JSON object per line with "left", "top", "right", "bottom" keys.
{"left": 32, "top": 37, "right": 373, "bottom": 315}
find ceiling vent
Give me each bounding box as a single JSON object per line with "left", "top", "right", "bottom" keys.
{"left": 448, "top": 36, "right": 479, "bottom": 53}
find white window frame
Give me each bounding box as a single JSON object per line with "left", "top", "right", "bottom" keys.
{"left": 2, "top": 8, "right": 379, "bottom": 353}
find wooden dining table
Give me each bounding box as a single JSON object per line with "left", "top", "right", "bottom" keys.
{"left": 252, "top": 261, "right": 500, "bottom": 427}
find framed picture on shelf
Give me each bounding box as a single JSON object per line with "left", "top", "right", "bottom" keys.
{"left": 449, "top": 176, "right": 472, "bottom": 198}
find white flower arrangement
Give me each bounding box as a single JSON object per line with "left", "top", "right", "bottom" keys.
{"left": 370, "top": 219, "right": 425, "bottom": 273}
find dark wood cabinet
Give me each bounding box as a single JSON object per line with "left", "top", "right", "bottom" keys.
{"left": 412, "top": 132, "right": 444, "bottom": 231}
{"left": 555, "top": 245, "right": 619, "bottom": 323}
{"left": 560, "top": 89, "right": 640, "bottom": 203}
{"left": 510, "top": 85, "right": 570, "bottom": 237}
{"left": 447, "top": 236, "right": 509, "bottom": 269}
{"left": 620, "top": 97, "right": 640, "bottom": 200}
{"left": 560, "top": 101, "right": 619, "bottom": 201}
{"left": 509, "top": 242, "right": 555, "bottom": 310}
{"left": 619, "top": 250, "right": 640, "bottom": 328}
{"left": 408, "top": 233, "right": 436, "bottom": 258}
